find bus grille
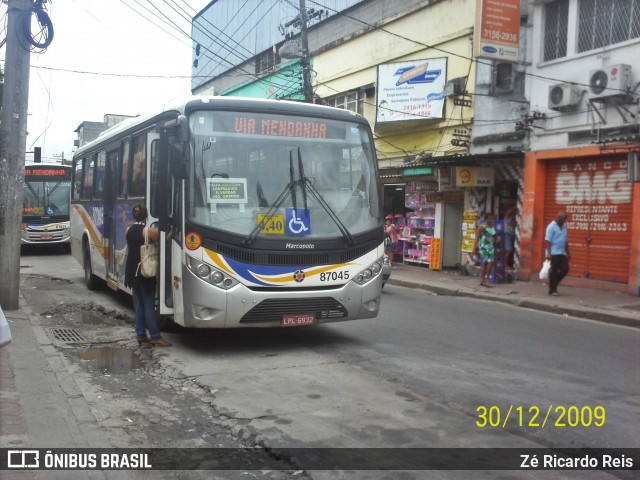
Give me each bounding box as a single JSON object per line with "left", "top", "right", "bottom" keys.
{"left": 239, "top": 298, "right": 348, "bottom": 324}
{"left": 213, "top": 240, "right": 378, "bottom": 266}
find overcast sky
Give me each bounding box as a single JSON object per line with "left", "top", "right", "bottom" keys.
{"left": 1, "top": 0, "right": 211, "bottom": 162}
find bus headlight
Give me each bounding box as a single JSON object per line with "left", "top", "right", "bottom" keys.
{"left": 353, "top": 258, "right": 383, "bottom": 285}
{"left": 210, "top": 271, "right": 224, "bottom": 284}
{"left": 196, "top": 264, "right": 211, "bottom": 278}
{"left": 187, "top": 257, "right": 238, "bottom": 290}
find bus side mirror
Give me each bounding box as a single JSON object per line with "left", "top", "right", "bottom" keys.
{"left": 169, "top": 115, "right": 189, "bottom": 180}
{"left": 169, "top": 137, "right": 187, "bottom": 180}
{"left": 178, "top": 115, "right": 189, "bottom": 143}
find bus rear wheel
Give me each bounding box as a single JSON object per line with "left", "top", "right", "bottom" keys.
{"left": 83, "top": 244, "right": 98, "bottom": 291}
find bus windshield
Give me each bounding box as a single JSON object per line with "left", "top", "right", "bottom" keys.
{"left": 188, "top": 110, "right": 381, "bottom": 240}
{"left": 23, "top": 179, "right": 71, "bottom": 217}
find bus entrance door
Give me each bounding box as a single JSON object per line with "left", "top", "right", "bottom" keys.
{"left": 105, "top": 149, "right": 119, "bottom": 291}
{"left": 154, "top": 129, "right": 177, "bottom": 318}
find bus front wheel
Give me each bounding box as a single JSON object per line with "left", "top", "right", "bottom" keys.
{"left": 83, "top": 244, "right": 98, "bottom": 291}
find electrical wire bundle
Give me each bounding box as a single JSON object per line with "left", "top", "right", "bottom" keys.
{"left": 18, "top": 0, "right": 53, "bottom": 52}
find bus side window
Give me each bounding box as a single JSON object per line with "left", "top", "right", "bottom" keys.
{"left": 81, "top": 156, "right": 95, "bottom": 200}
{"left": 73, "top": 160, "right": 83, "bottom": 200}
{"left": 129, "top": 134, "right": 146, "bottom": 198}
{"left": 149, "top": 139, "right": 159, "bottom": 218}
{"left": 119, "top": 140, "right": 130, "bottom": 198}
{"left": 93, "top": 151, "right": 107, "bottom": 200}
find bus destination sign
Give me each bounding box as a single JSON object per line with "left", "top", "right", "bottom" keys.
{"left": 206, "top": 178, "right": 248, "bottom": 204}
{"left": 25, "top": 168, "right": 68, "bottom": 177}
{"left": 233, "top": 116, "right": 328, "bottom": 138}
{"left": 212, "top": 112, "right": 347, "bottom": 140}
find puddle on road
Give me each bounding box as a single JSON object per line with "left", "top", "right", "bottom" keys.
{"left": 75, "top": 347, "right": 142, "bottom": 373}
{"left": 73, "top": 311, "right": 121, "bottom": 326}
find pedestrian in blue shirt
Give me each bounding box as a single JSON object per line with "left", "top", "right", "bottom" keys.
{"left": 545, "top": 211, "right": 570, "bottom": 296}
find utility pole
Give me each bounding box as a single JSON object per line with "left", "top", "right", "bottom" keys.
{"left": 0, "top": 0, "right": 33, "bottom": 309}
{"left": 298, "top": 0, "right": 313, "bottom": 103}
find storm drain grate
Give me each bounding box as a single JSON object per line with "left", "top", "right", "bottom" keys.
{"left": 50, "top": 328, "right": 86, "bottom": 343}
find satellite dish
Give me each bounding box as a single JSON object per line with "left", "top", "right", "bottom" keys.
{"left": 590, "top": 70, "right": 608, "bottom": 94}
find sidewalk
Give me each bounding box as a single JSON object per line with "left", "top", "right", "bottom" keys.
{"left": 0, "top": 296, "right": 128, "bottom": 479}
{"left": 386, "top": 262, "right": 640, "bottom": 328}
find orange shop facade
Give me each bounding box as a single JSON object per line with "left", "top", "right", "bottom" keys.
{"left": 518, "top": 145, "right": 640, "bottom": 295}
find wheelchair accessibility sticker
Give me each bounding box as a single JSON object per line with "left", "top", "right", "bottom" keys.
{"left": 285, "top": 208, "right": 311, "bottom": 235}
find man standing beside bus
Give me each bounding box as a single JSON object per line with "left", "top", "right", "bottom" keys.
{"left": 545, "top": 211, "right": 570, "bottom": 296}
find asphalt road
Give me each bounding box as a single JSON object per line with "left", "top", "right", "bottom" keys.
{"left": 18, "top": 248, "right": 640, "bottom": 477}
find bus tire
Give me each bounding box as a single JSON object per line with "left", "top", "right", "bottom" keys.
{"left": 83, "top": 243, "right": 98, "bottom": 291}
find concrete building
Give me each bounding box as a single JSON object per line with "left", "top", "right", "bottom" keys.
{"left": 518, "top": 0, "right": 640, "bottom": 294}
{"left": 74, "top": 114, "right": 135, "bottom": 149}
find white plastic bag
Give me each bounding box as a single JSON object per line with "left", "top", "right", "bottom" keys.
{"left": 539, "top": 259, "right": 551, "bottom": 281}
{"left": 0, "top": 307, "right": 12, "bottom": 349}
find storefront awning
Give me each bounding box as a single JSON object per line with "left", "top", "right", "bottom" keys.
{"left": 379, "top": 151, "right": 523, "bottom": 183}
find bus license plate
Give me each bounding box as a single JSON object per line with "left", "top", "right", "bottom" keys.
{"left": 281, "top": 313, "right": 316, "bottom": 327}
{"left": 40, "top": 234, "right": 53, "bottom": 240}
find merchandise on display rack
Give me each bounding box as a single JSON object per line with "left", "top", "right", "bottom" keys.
{"left": 397, "top": 204, "right": 436, "bottom": 265}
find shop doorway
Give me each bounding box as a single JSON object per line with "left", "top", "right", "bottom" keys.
{"left": 442, "top": 202, "right": 463, "bottom": 267}
{"left": 383, "top": 184, "right": 405, "bottom": 216}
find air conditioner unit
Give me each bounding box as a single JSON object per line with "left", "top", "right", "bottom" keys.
{"left": 548, "top": 84, "right": 582, "bottom": 111}
{"left": 443, "top": 77, "right": 466, "bottom": 97}
{"left": 588, "top": 64, "right": 632, "bottom": 101}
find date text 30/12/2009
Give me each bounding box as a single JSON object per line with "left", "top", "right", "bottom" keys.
{"left": 476, "top": 405, "right": 605, "bottom": 428}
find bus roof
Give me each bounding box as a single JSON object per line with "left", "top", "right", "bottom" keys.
{"left": 24, "top": 162, "right": 72, "bottom": 169}
{"left": 73, "top": 96, "right": 370, "bottom": 160}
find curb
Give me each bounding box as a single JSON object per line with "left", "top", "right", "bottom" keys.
{"left": 387, "top": 279, "right": 640, "bottom": 329}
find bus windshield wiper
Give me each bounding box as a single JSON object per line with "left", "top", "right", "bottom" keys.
{"left": 297, "top": 149, "right": 354, "bottom": 246}
{"left": 242, "top": 150, "right": 299, "bottom": 246}
{"left": 243, "top": 149, "right": 355, "bottom": 246}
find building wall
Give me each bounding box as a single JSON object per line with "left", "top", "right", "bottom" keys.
{"left": 75, "top": 122, "right": 108, "bottom": 149}
{"left": 470, "top": 0, "right": 529, "bottom": 155}
{"left": 313, "top": 0, "right": 476, "bottom": 165}
{"left": 220, "top": 59, "right": 308, "bottom": 100}
{"left": 192, "top": 0, "right": 432, "bottom": 96}
{"left": 526, "top": 0, "right": 640, "bottom": 150}
{"left": 519, "top": 0, "right": 640, "bottom": 293}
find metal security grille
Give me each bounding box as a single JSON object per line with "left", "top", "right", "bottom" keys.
{"left": 50, "top": 328, "right": 86, "bottom": 343}
{"left": 240, "top": 297, "right": 348, "bottom": 323}
{"left": 578, "top": 0, "right": 640, "bottom": 53}
{"left": 543, "top": 157, "right": 633, "bottom": 283}
{"left": 544, "top": 0, "right": 569, "bottom": 61}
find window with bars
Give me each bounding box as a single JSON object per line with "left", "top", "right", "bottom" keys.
{"left": 544, "top": 0, "right": 569, "bottom": 61}
{"left": 255, "top": 50, "right": 280, "bottom": 75}
{"left": 494, "top": 63, "right": 514, "bottom": 91}
{"left": 578, "top": 0, "right": 640, "bottom": 53}
{"left": 325, "top": 90, "right": 364, "bottom": 115}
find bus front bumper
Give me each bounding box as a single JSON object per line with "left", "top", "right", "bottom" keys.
{"left": 180, "top": 267, "right": 382, "bottom": 328}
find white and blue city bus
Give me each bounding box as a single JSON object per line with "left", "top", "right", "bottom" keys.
{"left": 22, "top": 162, "right": 72, "bottom": 248}
{"left": 70, "top": 97, "right": 384, "bottom": 328}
